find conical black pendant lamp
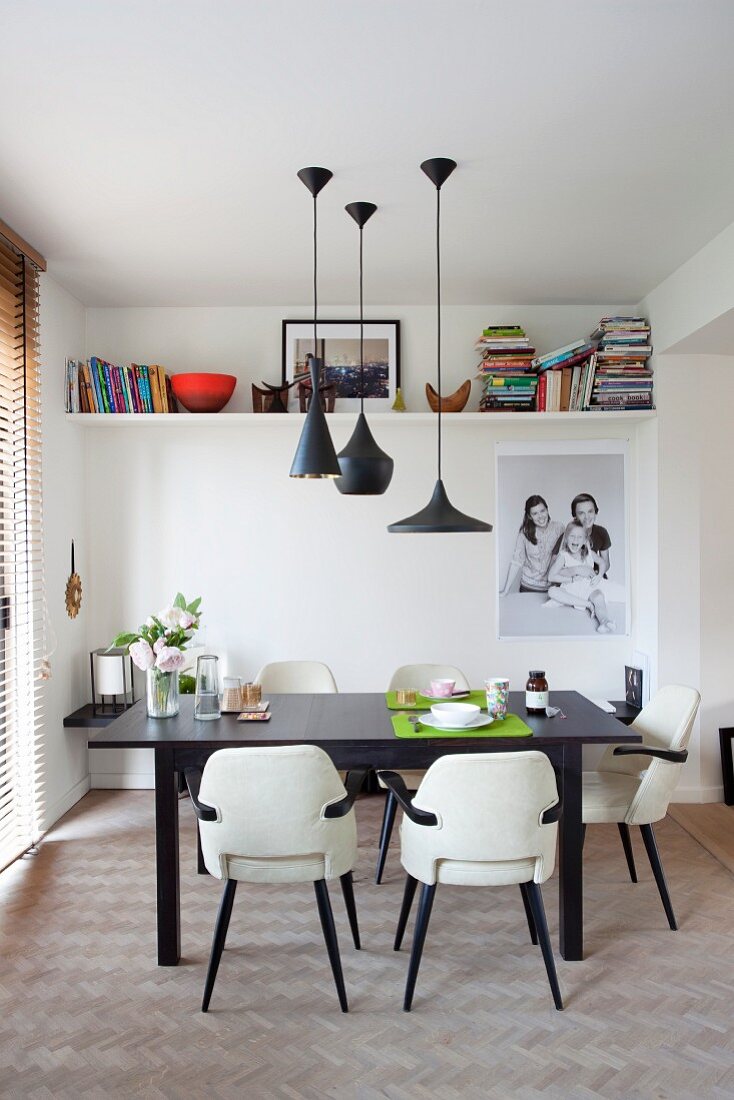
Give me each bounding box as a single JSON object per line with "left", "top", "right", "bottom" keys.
{"left": 388, "top": 158, "right": 492, "bottom": 533}
{"left": 290, "top": 166, "right": 341, "bottom": 479}
{"left": 335, "top": 202, "right": 394, "bottom": 495}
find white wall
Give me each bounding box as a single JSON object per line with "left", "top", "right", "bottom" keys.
{"left": 39, "top": 274, "right": 91, "bottom": 825}
{"left": 82, "top": 302, "right": 658, "bottom": 787}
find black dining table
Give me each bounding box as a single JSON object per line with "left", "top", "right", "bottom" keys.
{"left": 88, "top": 690, "right": 640, "bottom": 966}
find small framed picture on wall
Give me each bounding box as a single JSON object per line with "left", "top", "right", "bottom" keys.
{"left": 281, "top": 319, "right": 400, "bottom": 410}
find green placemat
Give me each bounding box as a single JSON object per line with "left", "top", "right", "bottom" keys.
{"left": 392, "top": 713, "right": 532, "bottom": 739}
{"left": 385, "top": 689, "right": 487, "bottom": 710}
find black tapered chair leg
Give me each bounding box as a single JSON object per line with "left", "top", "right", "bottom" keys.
{"left": 375, "top": 790, "right": 398, "bottom": 884}
{"left": 519, "top": 882, "right": 538, "bottom": 945}
{"left": 314, "top": 880, "right": 349, "bottom": 1012}
{"left": 525, "top": 882, "right": 563, "bottom": 1011}
{"left": 394, "top": 874, "right": 419, "bottom": 951}
{"left": 339, "top": 871, "right": 361, "bottom": 950}
{"left": 403, "top": 882, "right": 436, "bottom": 1012}
{"left": 640, "top": 823, "right": 678, "bottom": 930}
{"left": 617, "top": 822, "right": 638, "bottom": 883}
{"left": 202, "top": 879, "right": 237, "bottom": 1012}
{"left": 581, "top": 823, "right": 587, "bottom": 849}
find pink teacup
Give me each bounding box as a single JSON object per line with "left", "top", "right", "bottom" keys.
{"left": 429, "top": 678, "right": 456, "bottom": 698}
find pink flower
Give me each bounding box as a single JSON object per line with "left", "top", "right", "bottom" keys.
{"left": 155, "top": 646, "right": 186, "bottom": 673}
{"left": 179, "top": 611, "right": 195, "bottom": 629}
{"left": 153, "top": 637, "right": 167, "bottom": 655}
{"left": 129, "top": 639, "right": 155, "bottom": 671}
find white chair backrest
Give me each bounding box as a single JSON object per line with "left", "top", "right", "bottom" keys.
{"left": 198, "top": 745, "right": 353, "bottom": 879}
{"left": 255, "top": 661, "right": 338, "bottom": 693}
{"left": 411, "top": 751, "right": 559, "bottom": 881}
{"left": 388, "top": 664, "right": 470, "bottom": 692}
{"left": 600, "top": 685, "right": 700, "bottom": 824}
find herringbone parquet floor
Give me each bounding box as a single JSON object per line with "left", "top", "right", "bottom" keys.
{"left": 1, "top": 791, "right": 733, "bottom": 1100}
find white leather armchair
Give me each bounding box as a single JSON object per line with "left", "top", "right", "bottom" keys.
{"left": 582, "top": 684, "right": 700, "bottom": 929}
{"left": 254, "top": 660, "right": 338, "bottom": 693}
{"left": 186, "top": 745, "right": 362, "bottom": 1013}
{"left": 379, "top": 750, "right": 563, "bottom": 1011}
{"left": 375, "top": 663, "right": 470, "bottom": 884}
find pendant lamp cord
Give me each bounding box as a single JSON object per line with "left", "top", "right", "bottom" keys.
{"left": 359, "top": 223, "right": 365, "bottom": 415}
{"left": 436, "top": 185, "right": 442, "bottom": 481}
{"left": 312, "top": 193, "right": 319, "bottom": 377}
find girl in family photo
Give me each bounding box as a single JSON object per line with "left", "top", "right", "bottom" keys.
{"left": 546, "top": 521, "right": 617, "bottom": 633}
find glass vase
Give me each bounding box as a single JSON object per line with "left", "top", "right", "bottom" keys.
{"left": 146, "top": 668, "right": 180, "bottom": 718}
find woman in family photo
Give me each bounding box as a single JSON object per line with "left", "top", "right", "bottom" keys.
{"left": 500, "top": 495, "right": 564, "bottom": 596}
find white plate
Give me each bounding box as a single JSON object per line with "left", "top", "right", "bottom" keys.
{"left": 419, "top": 688, "right": 471, "bottom": 701}
{"left": 419, "top": 712, "right": 494, "bottom": 732}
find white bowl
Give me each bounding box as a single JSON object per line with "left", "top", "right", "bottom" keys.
{"left": 430, "top": 702, "right": 481, "bottom": 727}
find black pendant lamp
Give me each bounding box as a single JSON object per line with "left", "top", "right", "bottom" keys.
{"left": 290, "top": 166, "right": 341, "bottom": 479}
{"left": 388, "top": 158, "right": 492, "bottom": 533}
{"left": 335, "top": 202, "right": 394, "bottom": 495}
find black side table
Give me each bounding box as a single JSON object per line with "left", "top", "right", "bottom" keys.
{"left": 720, "top": 728, "right": 734, "bottom": 805}
{"left": 609, "top": 700, "right": 642, "bottom": 727}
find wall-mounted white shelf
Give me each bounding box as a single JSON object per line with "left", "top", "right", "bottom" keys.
{"left": 66, "top": 410, "right": 656, "bottom": 426}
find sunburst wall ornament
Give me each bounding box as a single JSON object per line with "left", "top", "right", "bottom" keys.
{"left": 65, "top": 539, "right": 82, "bottom": 619}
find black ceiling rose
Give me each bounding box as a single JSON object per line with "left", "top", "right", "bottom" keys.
{"left": 296, "top": 166, "right": 333, "bottom": 197}
{"left": 345, "top": 201, "right": 377, "bottom": 227}
{"left": 420, "top": 157, "right": 457, "bottom": 189}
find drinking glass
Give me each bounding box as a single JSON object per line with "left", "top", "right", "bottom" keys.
{"left": 194, "top": 655, "right": 221, "bottom": 721}
{"left": 485, "top": 677, "right": 510, "bottom": 720}
{"left": 242, "top": 682, "right": 262, "bottom": 707}
{"left": 222, "top": 677, "right": 242, "bottom": 712}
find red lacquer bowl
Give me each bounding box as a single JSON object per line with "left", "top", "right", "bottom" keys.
{"left": 171, "top": 373, "right": 237, "bottom": 413}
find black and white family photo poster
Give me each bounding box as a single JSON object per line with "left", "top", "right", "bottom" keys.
{"left": 496, "top": 439, "right": 630, "bottom": 639}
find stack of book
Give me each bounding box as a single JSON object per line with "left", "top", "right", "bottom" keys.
{"left": 66, "top": 357, "right": 178, "bottom": 413}
{"left": 476, "top": 326, "right": 538, "bottom": 412}
{"left": 588, "top": 317, "right": 654, "bottom": 411}
{"left": 534, "top": 339, "right": 596, "bottom": 412}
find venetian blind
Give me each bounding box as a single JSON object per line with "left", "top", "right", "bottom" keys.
{"left": 0, "top": 230, "right": 45, "bottom": 873}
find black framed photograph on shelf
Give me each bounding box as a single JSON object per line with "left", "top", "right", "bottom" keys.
{"left": 281, "top": 319, "right": 400, "bottom": 410}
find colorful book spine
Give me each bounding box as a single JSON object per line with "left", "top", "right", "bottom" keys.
{"left": 90, "top": 359, "right": 105, "bottom": 412}
{"left": 127, "top": 367, "right": 141, "bottom": 413}
{"left": 92, "top": 358, "right": 110, "bottom": 412}
{"left": 141, "top": 365, "right": 153, "bottom": 412}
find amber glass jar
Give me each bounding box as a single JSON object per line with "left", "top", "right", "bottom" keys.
{"left": 525, "top": 670, "right": 549, "bottom": 715}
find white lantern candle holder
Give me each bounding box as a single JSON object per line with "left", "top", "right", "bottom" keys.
{"left": 90, "top": 647, "right": 135, "bottom": 716}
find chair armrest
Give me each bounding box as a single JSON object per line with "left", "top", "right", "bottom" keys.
{"left": 323, "top": 768, "right": 369, "bottom": 819}
{"left": 541, "top": 795, "right": 563, "bottom": 824}
{"left": 613, "top": 745, "right": 688, "bottom": 764}
{"left": 377, "top": 771, "right": 438, "bottom": 826}
{"left": 184, "top": 768, "right": 218, "bottom": 821}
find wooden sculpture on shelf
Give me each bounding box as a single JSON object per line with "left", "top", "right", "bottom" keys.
{"left": 425, "top": 378, "right": 472, "bottom": 412}
{"left": 251, "top": 380, "right": 298, "bottom": 413}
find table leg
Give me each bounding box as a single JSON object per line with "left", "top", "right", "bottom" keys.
{"left": 154, "top": 746, "right": 181, "bottom": 965}
{"left": 720, "top": 729, "right": 734, "bottom": 806}
{"left": 558, "top": 742, "right": 583, "bottom": 961}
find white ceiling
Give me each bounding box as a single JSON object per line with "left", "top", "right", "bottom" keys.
{"left": 3, "top": 0, "right": 734, "bottom": 307}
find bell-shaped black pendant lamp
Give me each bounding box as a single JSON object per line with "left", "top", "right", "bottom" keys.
{"left": 388, "top": 158, "right": 492, "bottom": 533}
{"left": 290, "top": 166, "right": 341, "bottom": 479}
{"left": 335, "top": 202, "right": 394, "bottom": 495}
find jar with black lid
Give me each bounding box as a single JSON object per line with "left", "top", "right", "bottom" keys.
{"left": 526, "top": 670, "right": 549, "bottom": 714}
